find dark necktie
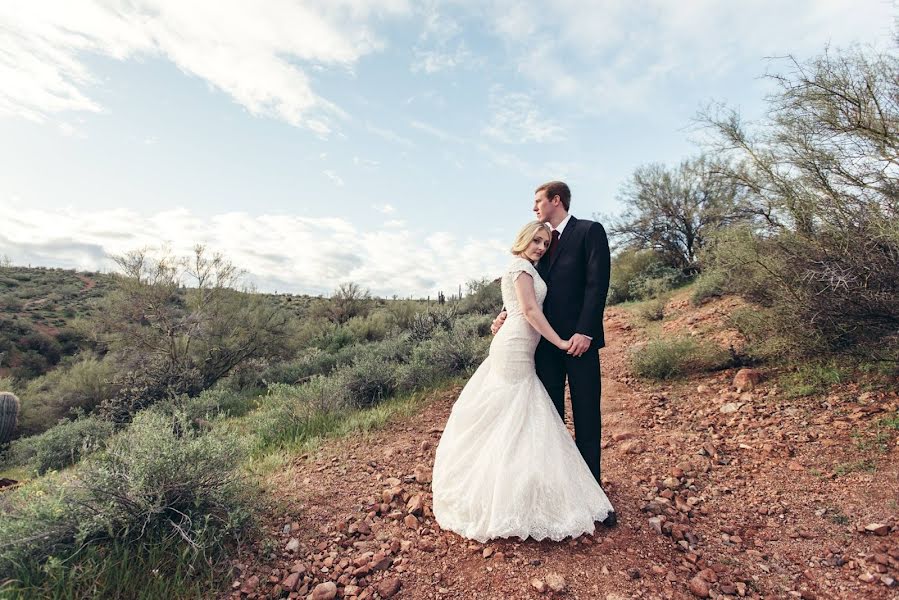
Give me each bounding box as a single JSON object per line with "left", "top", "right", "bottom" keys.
{"left": 549, "top": 229, "right": 560, "bottom": 260}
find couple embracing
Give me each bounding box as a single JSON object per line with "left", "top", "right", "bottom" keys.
{"left": 432, "top": 180, "right": 617, "bottom": 543}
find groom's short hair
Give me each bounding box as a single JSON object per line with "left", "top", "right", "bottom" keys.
{"left": 535, "top": 181, "right": 571, "bottom": 211}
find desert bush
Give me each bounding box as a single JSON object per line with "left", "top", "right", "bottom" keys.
{"left": 315, "top": 282, "right": 372, "bottom": 325}
{"left": 337, "top": 350, "right": 398, "bottom": 408}
{"left": 5, "top": 415, "right": 116, "bottom": 474}
{"left": 154, "top": 388, "right": 259, "bottom": 423}
{"left": 78, "top": 409, "right": 251, "bottom": 551}
{"left": 384, "top": 300, "right": 424, "bottom": 329}
{"left": 394, "top": 357, "right": 444, "bottom": 393}
{"left": 315, "top": 325, "right": 356, "bottom": 354}
{"left": 459, "top": 278, "right": 502, "bottom": 315}
{"left": 0, "top": 410, "right": 252, "bottom": 590}
{"left": 0, "top": 476, "right": 83, "bottom": 582}
{"left": 414, "top": 315, "right": 490, "bottom": 376}
{"left": 249, "top": 378, "right": 348, "bottom": 450}
{"left": 690, "top": 269, "right": 727, "bottom": 306}
{"left": 17, "top": 355, "right": 118, "bottom": 437}
{"left": 635, "top": 297, "right": 666, "bottom": 322}
{"left": 408, "top": 305, "right": 457, "bottom": 343}
{"left": 94, "top": 246, "right": 292, "bottom": 422}
{"left": 607, "top": 249, "right": 669, "bottom": 305}
{"left": 631, "top": 337, "right": 730, "bottom": 379}
{"left": 701, "top": 43, "right": 899, "bottom": 359}
{"left": 725, "top": 305, "right": 797, "bottom": 362}
{"left": 344, "top": 311, "right": 392, "bottom": 343}
{"left": 630, "top": 263, "right": 684, "bottom": 300}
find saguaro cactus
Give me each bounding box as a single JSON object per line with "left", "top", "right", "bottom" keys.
{"left": 0, "top": 391, "right": 20, "bottom": 444}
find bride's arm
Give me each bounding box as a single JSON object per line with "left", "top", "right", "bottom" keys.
{"left": 513, "top": 273, "right": 570, "bottom": 350}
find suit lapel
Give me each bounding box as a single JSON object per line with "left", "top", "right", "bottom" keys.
{"left": 548, "top": 215, "right": 577, "bottom": 273}
{"left": 538, "top": 255, "right": 550, "bottom": 279}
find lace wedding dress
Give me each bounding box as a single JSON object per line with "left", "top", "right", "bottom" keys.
{"left": 432, "top": 257, "right": 614, "bottom": 542}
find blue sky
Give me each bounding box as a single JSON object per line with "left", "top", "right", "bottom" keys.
{"left": 0, "top": 0, "right": 895, "bottom": 297}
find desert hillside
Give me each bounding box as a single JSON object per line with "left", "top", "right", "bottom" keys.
{"left": 224, "top": 289, "right": 899, "bottom": 600}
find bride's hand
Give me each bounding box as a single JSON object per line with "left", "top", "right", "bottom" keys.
{"left": 558, "top": 339, "right": 572, "bottom": 351}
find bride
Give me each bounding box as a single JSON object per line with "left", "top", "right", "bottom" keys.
{"left": 431, "top": 221, "right": 614, "bottom": 542}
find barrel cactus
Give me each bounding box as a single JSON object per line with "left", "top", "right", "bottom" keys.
{"left": 0, "top": 391, "right": 20, "bottom": 444}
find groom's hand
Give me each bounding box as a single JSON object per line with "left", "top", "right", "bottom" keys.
{"left": 567, "top": 333, "right": 591, "bottom": 357}
{"left": 490, "top": 311, "right": 507, "bottom": 335}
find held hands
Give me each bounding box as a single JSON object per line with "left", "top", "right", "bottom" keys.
{"left": 490, "top": 311, "right": 508, "bottom": 335}
{"left": 557, "top": 338, "right": 572, "bottom": 351}
{"left": 566, "top": 333, "right": 591, "bottom": 357}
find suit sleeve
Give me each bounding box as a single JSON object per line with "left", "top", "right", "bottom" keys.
{"left": 575, "top": 221, "right": 611, "bottom": 339}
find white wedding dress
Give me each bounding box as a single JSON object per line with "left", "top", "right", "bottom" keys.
{"left": 432, "top": 257, "right": 614, "bottom": 542}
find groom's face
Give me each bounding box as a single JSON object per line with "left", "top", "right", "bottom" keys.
{"left": 533, "top": 190, "right": 560, "bottom": 223}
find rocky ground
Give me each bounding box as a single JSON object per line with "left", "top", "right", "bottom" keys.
{"left": 227, "top": 293, "right": 899, "bottom": 600}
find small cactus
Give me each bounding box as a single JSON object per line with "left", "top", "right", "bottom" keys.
{"left": 0, "top": 391, "right": 20, "bottom": 444}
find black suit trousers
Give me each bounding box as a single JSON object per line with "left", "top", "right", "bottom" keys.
{"left": 535, "top": 339, "right": 602, "bottom": 482}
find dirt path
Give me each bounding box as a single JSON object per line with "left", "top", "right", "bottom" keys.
{"left": 231, "top": 301, "right": 899, "bottom": 600}
{"left": 74, "top": 273, "right": 96, "bottom": 293}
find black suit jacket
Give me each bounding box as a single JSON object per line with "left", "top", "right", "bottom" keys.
{"left": 537, "top": 216, "right": 611, "bottom": 350}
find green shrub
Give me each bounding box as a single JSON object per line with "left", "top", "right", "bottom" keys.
{"left": 394, "top": 357, "right": 444, "bottom": 393}
{"left": 608, "top": 249, "right": 684, "bottom": 304}
{"left": 78, "top": 409, "right": 251, "bottom": 551}
{"left": 779, "top": 362, "right": 848, "bottom": 398}
{"left": 249, "top": 379, "right": 348, "bottom": 450}
{"left": 5, "top": 415, "right": 116, "bottom": 474}
{"left": 0, "top": 410, "right": 250, "bottom": 591}
{"left": 344, "top": 311, "right": 392, "bottom": 343}
{"left": 726, "top": 306, "right": 798, "bottom": 362}
{"left": 337, "top": 350, "right": 398, "bottom": 408}
{"left": 384, "top": 300, "right": 423, "bottom": 330}
{"left": 316, "top": 325, "right": 356, "bottom": 353}
{"left": 0, "top": 476, "right": 83, "bottom": 582}
{"left": 630, "top": 264, "right": 683, "bottom": 300}
{"left": 17, "top": 355, "right": 118, "bottom": 437}
{"left": 631, "top": 337, "right": 730, "bottom": 379}
{"left": 635, "top": 297, "right": 666, "bottom": 322}
{"left": 414, "top": 315, "right": 490, "bottom": 376}
{"left": 156, "top": 388, "right": 259, "bottom": 423}
{"left": 690, "top": 269, "right": 727, "bottom": 306}
{"left": 459, "top": 278, "right": 502, "bottom": 315}
{"left": 408, "top": 305, "right": 457, "bottom": 342}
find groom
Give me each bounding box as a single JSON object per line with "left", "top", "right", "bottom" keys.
{"left": 494, "top": 181, "right": 615, "bottom": 526}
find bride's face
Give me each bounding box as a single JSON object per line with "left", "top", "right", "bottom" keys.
{"left": 523, "top": 229, "right": 551, "bottom": 262}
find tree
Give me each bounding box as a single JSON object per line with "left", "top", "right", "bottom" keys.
{"left": 96, "top": 246, "right": 292, "bottom": 421}
{"left": 609, "top": 155, "right": 749, "bottom": 273}
{"left": 321, "top": 282, "right": 371, "bottom": 325}
{"left": 699, "top": 42, "right": 899, "bottom": 357}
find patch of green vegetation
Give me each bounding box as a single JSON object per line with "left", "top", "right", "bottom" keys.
{"left": 630, "top": 336, "right": 731, "bottom": 380}
{"left": 828, "top": 511, "right": 850, "bottom": 526}
{"left": 833, "top": 459, "right": 877, "bottom": 477}
{"left": 878, "top": 412, "right": 899, "bottom": 431}
{"left": 778, "top": 361, "right": 848, "bottom": 398}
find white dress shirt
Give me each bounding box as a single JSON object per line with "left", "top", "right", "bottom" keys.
{"left": 553, "top": 213, "right": 573, "bottom": 237}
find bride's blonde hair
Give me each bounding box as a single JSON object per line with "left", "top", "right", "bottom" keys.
{"left": 511, "top": 221, "right": 551, "bottom": 255}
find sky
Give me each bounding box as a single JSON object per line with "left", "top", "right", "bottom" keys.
{"left": 0, "top": 0, "right": 896, "bottom": 297}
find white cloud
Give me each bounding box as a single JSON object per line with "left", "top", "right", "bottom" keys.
{"left": 366, "top": 122, "right": 415, "bottom": 146}
{"left": 372, "top": 203, "right": 396, "bottom": 214}
{"left": 323, "top": 170, "right": 345, "bottom": 186}
{"left": 483, "top": 86, "right": 566, "bottom": 143}
{"left": 354, "top": 156, "right": 380, "bottom": 168}
{"left": 0, "top": 202, "right": 508, "bottom": 297}
{"left": 410, "top": 119, "right": 463, "bottom": 143}
{"left": 0, "top": 0, "right": 411, "bottom": 132}
{"left": 481, "top": 0, "right": 897, "bottom": 113}
{"left": 411, "top": 42, "right": 482, "bottom": 74}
